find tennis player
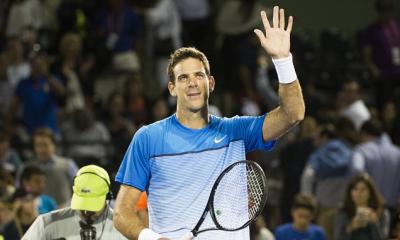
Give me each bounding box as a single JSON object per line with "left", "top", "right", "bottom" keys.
{"left": 114, "top": 6, "right": 305, "bottom": 240}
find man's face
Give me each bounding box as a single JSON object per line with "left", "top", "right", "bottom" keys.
{"left": 23, "top": 174, "right": 45, "bottom": 195}
{"left": 291, "top": 208, "right": 313, "bottom": 230}
{"left": 78, "top": 204, "right": 106, "bottom": 223}
{"left": 168, "top": 58, "right": 215, "bottom": 112}
{"left": 33, "top": 135, "right": 55, "bottom": 160}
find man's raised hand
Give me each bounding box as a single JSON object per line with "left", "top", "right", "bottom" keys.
{"left": 254, "top": 6, "right": 293, "bottom": 59}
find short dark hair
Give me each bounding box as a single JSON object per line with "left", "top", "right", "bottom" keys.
{"left": 292, "top": 194, "right": 316, "bottom": 213}
{"left": 20, "top": 165, "right": 44, "bottom": 182}
{"left": 33, "top": 128, "right": 56, "bottom": 144}
{"left": 360, "top": 119, "right": 383, "bottom": 137}
{"left": 167, "top": 47, "right": 210, "bottom": 83}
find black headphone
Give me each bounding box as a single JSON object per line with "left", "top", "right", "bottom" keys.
{"left": 74, "top": 172, "right": 114, "bottom": 200}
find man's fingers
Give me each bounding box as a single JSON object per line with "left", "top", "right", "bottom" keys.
{"left": 279, "top": 9, "right": 285, "bottom": 30}
{"left": 260, "top": 10, "right": 270, "bottom": 30}
{"left": 254, "top": 29, "right": 266, "bottom": 43}
{"left": 286, "top": 16, "right": 293, "bottom": 33}
{"left": 272, "top": 6, "right": 279, "bottom": 28}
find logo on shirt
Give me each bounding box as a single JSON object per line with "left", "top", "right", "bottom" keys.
{"left": 214, "top": 135, "right": 227, "bottom": 144}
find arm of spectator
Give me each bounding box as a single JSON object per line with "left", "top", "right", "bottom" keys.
{"left": 47, "top": 74, "right": 65, "bottom": 97}
{"left": 300, "top": 165, "right": 315, "bottom": 195}
{"left": 362, "top": 45, "right": 380, "bottom": 77}
{"left": 352, "top": 152, "right": 365, "bottom": 172}
{"left": 68, "top": 160, "right": 79, "bottom": 183}
{"left": 333, "top": 212, "right": 351, "bottom": 240}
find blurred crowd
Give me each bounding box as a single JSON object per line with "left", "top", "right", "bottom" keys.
{"left": 0, "top": 0, "right": 399, "bottom": 239}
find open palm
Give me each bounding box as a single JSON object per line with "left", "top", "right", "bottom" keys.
{"left": 254, "top": 6, "right": 293, "bottom": 59}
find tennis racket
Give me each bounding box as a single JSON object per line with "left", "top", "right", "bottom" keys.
{"left": 180, "top": 160, "right": 268, "bottom": 239}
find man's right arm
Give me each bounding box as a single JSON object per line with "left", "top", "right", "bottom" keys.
{"left": 114, "top": 185, "right": 146, "bottom": 239}
{"left": 114, "top": 185, "right": 169, "bottom": 240}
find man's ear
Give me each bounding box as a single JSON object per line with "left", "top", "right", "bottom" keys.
{"left": 168, "top": 81, "right": 177, "bottom": 96}
{"left": 209, "top": 76, "right": 215, "bottom": 93}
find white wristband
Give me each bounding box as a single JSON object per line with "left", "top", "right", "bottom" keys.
{"left": 138, "top": 228, "right": 163, "bottom": 240}
{"left": 272, "top": 53, "right": 298, "bottom": 84}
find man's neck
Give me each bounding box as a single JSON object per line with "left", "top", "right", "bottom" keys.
{"left": 176, "top": 107, "right": 209, "bottom": 129}
{"left": 292, "top": 222, "right": 308, "bottom": 232}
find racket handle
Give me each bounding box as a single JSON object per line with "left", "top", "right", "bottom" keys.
{"left": 179, "top": 232, "right": 194, "bottom": 240}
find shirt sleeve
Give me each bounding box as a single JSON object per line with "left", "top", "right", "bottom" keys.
{"left": 115, "top": 127, "right": 151, "bottom": 191}
{"left": 22, "top": 215, "right": 45, "bottom": 240}
{"left": 231, "top": 114, "right": 276, "bottom": 152}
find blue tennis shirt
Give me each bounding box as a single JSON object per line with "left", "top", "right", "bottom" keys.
{"left": 116, "top": 114, "right": 275, "bottom": 239}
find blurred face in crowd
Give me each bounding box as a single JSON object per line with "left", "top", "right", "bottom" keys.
{"left": 291, "top": 207, "right": 313, "bottom": 231}
{"left": 60, "top": 33, "right": 81, "bottom": 59}
{"left": 341, "top": 81, "right": 360, "bottom": 105}
{"left": 168, "top": 58, "right": 215, "bottom": 113}
{"left": 23, "top": 174, "right": 46, "bottom": 196}
{"left": 351, "top": 181, "right": 370, "bottom": 207}
{"left": 33, "top": 135, "right": 55, "bottom": 161}
{"left": 109, "top": 93, "right": 125, "bottom": 116}
{"left": 31, "top": 55, "right": 49, "bottom": 78}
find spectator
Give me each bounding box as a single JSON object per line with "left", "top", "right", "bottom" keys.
{"left": 23, "top": 165, "right": 127, "bottom": 239}
{"left": 91, "top": 0, "right": 141, "bottom": 72}
{"left": 19, "top": 165, "right": 57, "bottom": 214}
{"left": 362, "top": 0, "right": 400, "bottom": 108}
{"left": 24, "top": 128, "right": 77, "bottom": 207}
{"left": 123, "top": 72, "right": 151, "bottom": 126}
{"left": 5, "top": 0, "right": 42, "bottom": 39}
{"left": 301, "top": 118, "right": 360, "bottom": 211}
{"left": 144, "top": 0, "right": 182, "bottom": 89}
{"left": 333, "top": 173, "right": 390, "bottom": 240}
{"left": 61, "top": 108, "right": 111, "bottom": 166}
{"left": 173, "top": 0, "right": 212, "bottom": 54}
{"left": 51, "top": 32, "right": 86, "bottom": 114}
{"left": 280, "top": 117, "right": 319, "bottom": 223}
{"left": 101, "top": 91, "right": 135, "bottom": 169}
{"left": 0, "top": 132, "right": 22, "bottom": 177}
{"left": 0, "top": 167, "right": 15, "bottom": 201}
{"left": 355, "top": 119, "right": 400, "bottom": 233}
{"left": 251, "top": 216, "right": 275, "bottom": 240}
{"left": 6, "top": 54, "right": 65, "bottom": 135}
{"left": 336, "top": 79, "right": 370, "bottom": 130}
{"left": 2, "top": 190, "right": 38, "bottom": 240}
{"left": 5, "top": 37, "right": 30, "bottom": 87}
{"left": 275, "top": 194, "right": 326, "bottom": 240}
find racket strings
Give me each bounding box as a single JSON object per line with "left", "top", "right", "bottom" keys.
{"left": 212, "top": 162, "right": 266, "bottom": 230}
{"left": 246, "top": 165, "right": 265, "bottom": 218}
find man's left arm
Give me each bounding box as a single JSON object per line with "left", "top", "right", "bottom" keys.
{"left": 254, "top": 6, "right": 305, "bottom": 142}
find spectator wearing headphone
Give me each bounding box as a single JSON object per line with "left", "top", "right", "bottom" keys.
{"left": 22, "top": 165, "right": 127, "bottom": 239}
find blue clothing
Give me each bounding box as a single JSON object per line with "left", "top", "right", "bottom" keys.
{"left": 116, "top": 114, "right": 275, "bottom": 240}
{"left": 95, "top": 6, "right": 141, "bottom": 52}
{"left": 15, "top": 77, "right": 60, "bottom": 134}
{"left": 37, "top": 194, "right": 58, "bottom": 214}
{"left": 275, "top": 223, "right": 326, "bottom": 240}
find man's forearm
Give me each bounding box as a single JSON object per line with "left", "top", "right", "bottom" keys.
{"left": 114, "top": 209, "right": 146, "bottom": 240}
{"left": 278, "top": 80, "right": 305, "bottom": 123}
